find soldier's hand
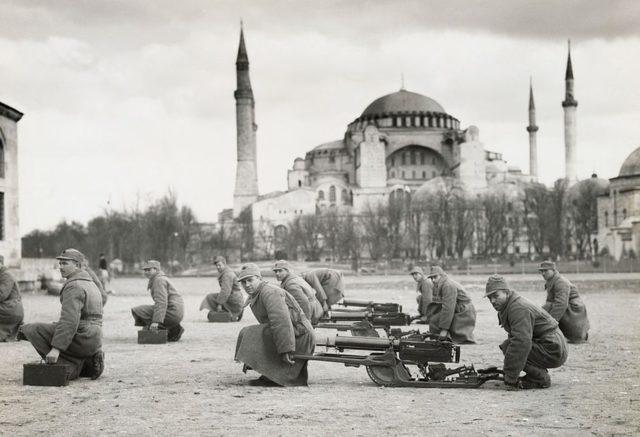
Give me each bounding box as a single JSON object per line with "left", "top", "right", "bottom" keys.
{"left": 438, "top": 329, "right": 449, "bottom": 340}
{"left": 281, "top": 352, "right": 295, "bottom": 365}
{"left": 322, "top": 302, "right": 329, "bottom": 313}
{"left": 149, "top": 322, "right": 159, "bottom": 330}
{"left": 45, "top": 348, "right": 60, "bottom": 364}
{"left": 216, "top": 304, "right": 223, "bottom": 312}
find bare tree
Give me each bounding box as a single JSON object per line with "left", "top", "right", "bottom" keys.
{"left": 523, "top": 182, "right": 550, "bottom": 256}
{"left": 290, "top": 214, "right": 323, "bottom": 261}
{"left": 359, "top": 203, "right": 389, "bottom": 261}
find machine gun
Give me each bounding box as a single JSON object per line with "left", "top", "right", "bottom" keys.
{"left": 294, "top": 331, "right": 503, "bottom": 388}
{"left": 336, "top": 299, "right": 403, "bottom": 313}
{"left": 316, "top": 310, "right": 411, "bottom": 336}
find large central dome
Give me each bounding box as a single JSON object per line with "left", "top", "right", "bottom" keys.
{"left": 361, "top": 89, "right": 446, "bottom": 117}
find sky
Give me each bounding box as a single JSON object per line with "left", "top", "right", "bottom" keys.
{"left": 1, "top": 0, "right": 639, "bottom": 235}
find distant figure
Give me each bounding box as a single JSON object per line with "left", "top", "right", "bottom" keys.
{"left": 131, "top": 260, "right": 185, "bottom": 342}
{"left": 485, "top": 275, "right": 568, "bottom": 389}
{"left": 0, "top": 256, "right": 23, "bottom": 342}
{"left": 199, "top": 256, "right": 245, "bottom": 321}
{"left": 235, "top": 264, "right": 315, "bottom": 386}
{"left": 273, "top": 260, "right": 323, "bottom": 325}
{"left": 19, "top": 249, "right": 104, "bottom": 381}
{"left": 425, "top": 266, "right": 476, "bottom": 344}
{"left": 409, "top": 266, "right": 432, "bottom": 324}
{"left": 538, "top": 261, "right": 589, "bottom": 343}
{"left": 302, "top": 268, "right": 344, "bottom": 311}
{"left": 98, "top": 253, "right": 114, "bottom": 296}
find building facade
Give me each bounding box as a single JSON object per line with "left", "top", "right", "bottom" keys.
{"left": 0, "top": 101, "right": 22, "bottom": 267}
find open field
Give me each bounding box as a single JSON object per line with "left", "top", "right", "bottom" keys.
{"left": 1, "top": 273, "right": 639, "bottom": 436}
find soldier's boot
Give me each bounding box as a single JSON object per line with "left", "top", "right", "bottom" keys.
{"left": 167, "top": 324, "right": 185, "bottom": 342}
{"left": 79, "top": 350, "right": 105, "bottom": 380}
{"left": 248, "top": 375, "right": 282, "bottom": 387}
{"left": 520, "top": 365, "right": 550, "bottom": 389}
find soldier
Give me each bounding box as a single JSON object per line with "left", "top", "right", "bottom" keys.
{"left": 538, "top": 261, "right": 590, "bottom": 343}
{"left": 485, "top": 275, "right": 568, "bottom": 389}
{"left": 19, "top": 249, "right": 104, "bottom": 381}
{"left": 131, "top": 260, "right": 185, "bottom": 342}
{"left": 0, "top": 256, "right": 23, "bottom": 342}
{"left": 273, "top": 260, "right": 323, "bottom": 325}
{"left": 199, "top": 256, "right": 245, "bottom": 321}
{"left": 302, "top": 268, "right": 344, "bottom": 311}
{"left": 409, "top": 266, "right": 432, "bottom": 324}
{"left": 235, "top": 263, "right": 315, "bottom": 386}
{"left": 425, "top": 266, "right": 476, "bottom": 343}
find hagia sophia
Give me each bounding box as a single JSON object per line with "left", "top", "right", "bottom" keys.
{"left": 228, "top": 27, "right": 640, "bottom": 259}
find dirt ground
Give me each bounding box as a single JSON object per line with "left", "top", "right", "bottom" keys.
{"left": 1, "top": 273, "right": 639, "bottom": 436}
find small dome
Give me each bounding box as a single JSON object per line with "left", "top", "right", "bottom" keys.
{"left": 411, "top": 177, "right": 466, "bottom": 206}
{"left": 312, "top": 139, "right": 344, "bottom": 152}
{"left": 619, "top": 146, "right": 640, "bottom": 177}
{"left": 361, "top": 89, "right": 446, "bottom": 117}
{"left": 568, "top": 174, "right": 610, "bottom": 199}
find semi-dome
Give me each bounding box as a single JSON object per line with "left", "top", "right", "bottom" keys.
{"left": 568, "top": 174, "right": 610, "bottom": 199}
{"left": 618, "top": 146, "right": 640, "bottom": 177}
{"left": 361, "top": 89, "right": 446, "bottom": 117}
{"left": 411, "top": 177, "right": 466, "bottom": 207}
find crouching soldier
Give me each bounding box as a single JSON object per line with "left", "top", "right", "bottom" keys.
{"left": 538, "top": 261, "right": 589, "bottom": 343}
{"left": 0, "top": 256, "right": 23, "bottom": 342}
{"left": 131, "top": 260, "right": 184, "bottom": 342}
{"left": 426, "top": 266, "right": 476, "bottom": 343}
{"left": 235, "top": 264, "right": 315, "bottom": 386}
{"left": 409, "top": 266, "right": 432, "bottom": 324}
{"left": 485, "top": 275, "right": 568, "bottom": 389}
{"left": 199, "top": 256, "right": 245, "bottom": 321}
{"left": 273, "top": 260, "right": 324, "bottom": 325}
{"left": 19, "top": 249, "right": 104, "bottom": 381}
{"left": 302, "top": 268, "right": 344, "bottom": 312}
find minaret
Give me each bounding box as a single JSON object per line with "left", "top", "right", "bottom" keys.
{"left": 526, "top": 78, "right": 539, "bottom": 179}
{"left": 233, "top": 23, "right": 259, "bottom": 217}
{"left": 562, "top": 39, "right": 578, "bottom": 182}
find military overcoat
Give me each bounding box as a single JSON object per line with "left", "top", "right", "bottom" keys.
{"left": 0, "top": 266, "right": 23, "bottom": 341}
{"left": 543, "top": 272, "right": 589, "bottom": 343}
{"left": 235, "top": 281, "right": 315, "bottom": 386}
{"left": 426, "top": 274, "right": 476, "bottom": 343}
{"left": 498, "top": 291, "right": 568, "bottom": 383}
{"left": 200, "top": 266, "right": 245, "bottom": 315}
{"left": 415, "top": 278, "right": 433, "bottom": 320}
{"left": 281, "top": 272, "right": 323, "bottom": 324}
{"left": 302, "top": 268, "right": 344, "bottom": 306}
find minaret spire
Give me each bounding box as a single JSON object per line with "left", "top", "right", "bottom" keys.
{"left": 233, "top": 23, "right": 259, "bottom": 217}
{"left": 562, "top": 39, "right": 578, "bottom": 182}
{"left": 527, "top": 77, "right": 539, "bottom": 179}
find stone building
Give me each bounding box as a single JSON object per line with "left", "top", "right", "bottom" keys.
{"left": 0, "top": 101, "right": 22, "bottom": 267}
{"left": 226, "top": 29, "right": 582, "bottom": 259}
{"left": 597, "top": 147, "right": 640, "bottom": 260}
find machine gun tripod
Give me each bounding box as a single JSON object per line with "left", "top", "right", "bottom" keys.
{"left": 294, "top": 331, "right": 503, "bottom": 388}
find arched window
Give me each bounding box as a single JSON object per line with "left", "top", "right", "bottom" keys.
{"left": 410, "top": 151, "right": 416, "bottom": 165}
{"left": 623, "top": 208, "right": 627, "bottom": 219}
{"left": 318, "top": 190, "right": 325, "bottom": 201}
{"left": 341, "top": 189, "right": 349, "bottom": 205}
{"left": 298, "top": 180, "right": 302, "bottom": 187}
{"left": 613, "top": 210, "right": 618, "bottom": 226}
{"left": 420, "top": 152, "right": 426, "bottom": 165}
{"left": 390, "top": 170, "right": 395, "bottom": 178}
{"left": 604, "top": 211, "right": 609, "bottom": 227}
{"left": 329, "top": 186, "right": 336, "bottom": 202}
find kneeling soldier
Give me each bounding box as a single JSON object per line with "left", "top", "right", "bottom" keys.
{"left": 485, "top": 275, "right": 568, "bottom": 389}
{"left": 273, "top": 260, "right": 323, "bottom": 325}
{"left": 19, "top": 249, "right": 104, "bottom": 381}
{"left": 235, "top": 264, "right": 315, "bottom": 386}
{"left": 409, "top": 266, "right": 432, "bottom": 324}
{"left": 302, "top": 268, "right": 344, "bottom": 312}
{"left": 538, "top": 261, "right": 590, "bottom": 343}
{"left": 0, "top": 256, "right": 24, "bottom": 342}
{"left": 132, "top": 260, "right": 185, "bottom": 342}
{"left": 200, "top": 256, "right": 245, "bottom": 321}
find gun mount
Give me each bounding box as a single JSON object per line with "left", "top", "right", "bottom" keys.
{"left": 316, "top": 310, "right": 411, "bottom": 335}
{"left": 294, "top": 331, "right": 503, "bottom": 388}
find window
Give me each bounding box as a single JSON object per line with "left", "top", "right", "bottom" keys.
{"left": 298, "top": 180, "right": 302, "bottom": 187}
{"left": 422, "top": 171, "right": 426, "bottom": 178}
{"left": 432, "top": 157, "right": 436, "bottom": 165}
{"left": 613, "top": 210, "right": 618, "bottom": 226}
{"left": 420, "top": 152, "right": 425, "bottom": 165}
{"left": 329, "top": 154, "right": 335, "bottom": 164}
{"left": 341, "top": 189, "right": 349, "bottom": 205}
{"left": 0, "top": 137, "right": 4, "bottom": 178}
{"left": 410, "top": 151, "right": 416, "bottom": 165}
{"left": 604, "top": 211, "right": 609, "bottom": 227}
{"left": 401, "top": 152, "right": 406, "bottom": 165}
{"left": 390, "top": 170, "right": 395, "bottom": 178}
{"left": 329, "top": 186, "right": 336, "bottom": 202}
{"left": 318, "top": 190, "right": 325, "bottom": 201}
{"left": 623, "top": 208, "right": 627, "bottom": 219}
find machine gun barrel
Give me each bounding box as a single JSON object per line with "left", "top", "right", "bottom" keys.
{"left": 339, "top": 299, "right": 402, "bottom": 313}
{"left": 321, "top": 310, "right": 411, "bottom": 327}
